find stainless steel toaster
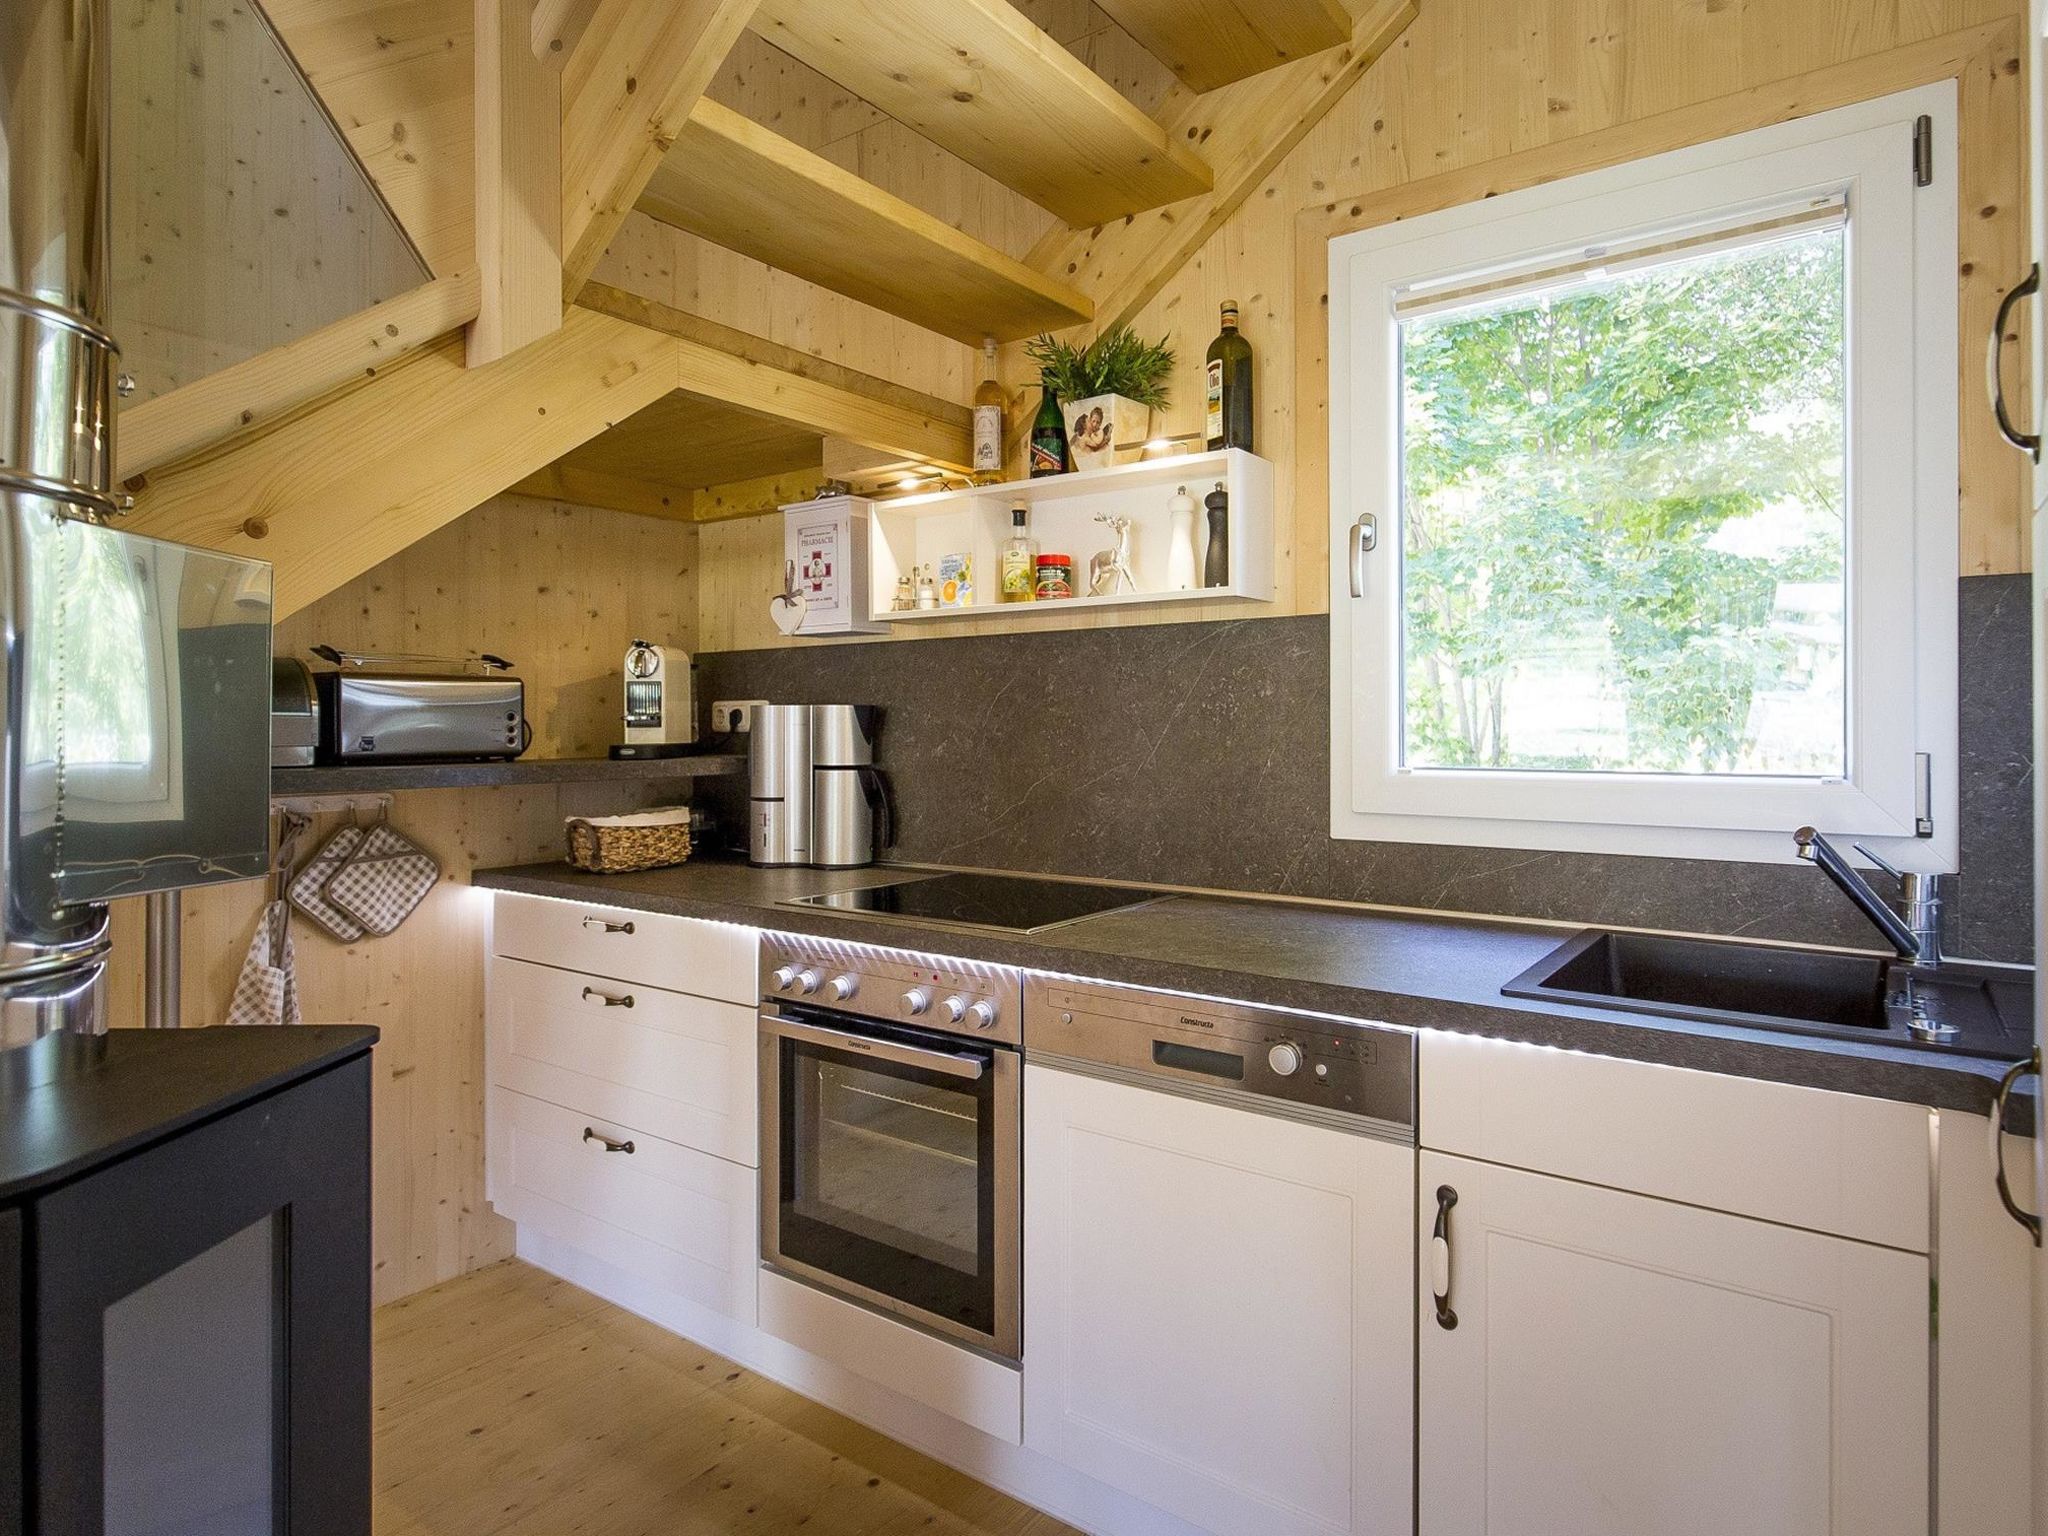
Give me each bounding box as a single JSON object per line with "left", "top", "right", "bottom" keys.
{"left": 309, "top": 648, "right": 528, "bottom": 763}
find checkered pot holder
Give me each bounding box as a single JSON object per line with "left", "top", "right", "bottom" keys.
{"left": 324, "top": 822, "right": 440, "bottom": 938}
{"left": 290, "top": 823, "right": 370, "bottom": 942}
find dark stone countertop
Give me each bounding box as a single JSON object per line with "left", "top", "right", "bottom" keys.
{"left": 471, "top": 858, "right": 2034, "bottom": 1117}
{"left": 0, "top": 1025, "right": 379, "bottom": 1203}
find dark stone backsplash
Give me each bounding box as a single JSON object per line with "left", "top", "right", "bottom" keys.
{"left": 697, "top": 573, "right": 2033, "bottom": 964}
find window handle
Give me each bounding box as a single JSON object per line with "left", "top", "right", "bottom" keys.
{"left": 1988, "top": 264, "right": 2040, "bottom": 461}
{"left": 1347, "top": 513, "right": 1378, "bottom": 598}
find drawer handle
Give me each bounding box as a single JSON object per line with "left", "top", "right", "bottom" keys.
{"left": 580, "top": 986, "right": 635, "bottom": 1009}
{"left": 1431, "top": 1184, "right": 1459, "bottom": 1330}
{"left": 581, "top": 915, "right": 635, "bottom": 934}
{"left": 582, "top": 1127, "right": 635, "bottom": 1154}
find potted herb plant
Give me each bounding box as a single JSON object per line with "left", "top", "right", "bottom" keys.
{"left": 1025, "top": 327, "right": 1175, "bottom": 471}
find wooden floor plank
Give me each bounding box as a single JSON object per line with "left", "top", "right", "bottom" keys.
{"left": 371, "top": 1259, "right": 1081, "bottom": 1536}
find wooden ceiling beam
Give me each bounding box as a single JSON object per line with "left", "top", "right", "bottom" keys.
{"left": 560, "top": 0, "right": 760, "bottom": 300}
{"left": 577, "top": 281, "right": 974, "bottom": 469}
{"left": 121, "top": 306, "right": 677, "bottom": 618}
{"left": 1029, "top": 0, "right": 1417, "bottom": 337}
{"left": 692, "top": 467, "right": 828, "bottom": 523}
{"left": 510, "top": 462, "right": 694, "bottom": 520}
{"left": 751, "top": 0, "right": 1212, "bottom": 227}
{"left": 469, "top": 0, "right": 563, "bottom": 366}
{"left": 639, "top": 99, "right": 1093, "bottom": 344}
{"left": 531, "top": 0, "right": 600, "bottom": 65}
{"left": 117, "top": 270, "right": 482, "bottom": 482}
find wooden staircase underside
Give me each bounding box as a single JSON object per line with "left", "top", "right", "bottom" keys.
{"left": 120, "top": 0, "right": 1418, "bottom": 615}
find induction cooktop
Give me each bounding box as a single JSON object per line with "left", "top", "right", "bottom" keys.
{"left": 781, "top": 872, "right": 1166, "bottom": 934}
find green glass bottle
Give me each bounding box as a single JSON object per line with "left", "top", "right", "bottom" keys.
{"left": 1205, "top": 300, "right": 1254, "bottom": 452}
{"left": 1029, "top": 373, "right": 1068, "bottom": 477}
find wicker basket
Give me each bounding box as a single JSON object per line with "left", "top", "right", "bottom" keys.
{"left": 565, "top": 809, "right": 693, "bottom": 874}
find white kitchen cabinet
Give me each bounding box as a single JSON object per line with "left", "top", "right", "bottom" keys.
{"left": 491, "top": 891, "right": 757, "bottom": 1003}
{"left": 1416, "top": 1149, "right": 1929, "bottom": 1536}
{"left": 1022, "top": 1062, "right": 1412, "bottom": 1536}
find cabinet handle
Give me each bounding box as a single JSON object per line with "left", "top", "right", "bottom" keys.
{"left": 582, "top": 1127, "right": 635, "bottom": 1154}
{"left": 1990, "top": 1053, "right": 2040, "bottom": 1246}
{"left": 580, "top": 986, "right": 635, "bottom": 1008}
{"left": 1431, "top": 1183, "right": 1459, "bottom": 1329}
{"left": 1988, "top": 264, "right": 2040, "bottom": 461}
{"left": 1347, "top": 514, "right": 1378, "bottom": 598}
{"left": 580, "top": 915, "right": 635, "bottom": 934}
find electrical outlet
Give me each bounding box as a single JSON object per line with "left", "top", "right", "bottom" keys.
{"left": 712, "top": 699, "right": 769, "bottom": 733}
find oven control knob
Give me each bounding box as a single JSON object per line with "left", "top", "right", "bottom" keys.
{"left": 902, "top": 987, "right": 932, "bottom": 1016}
{"left": 1268, "top": 1042, "right": 1304, "bottom": 1077}
{"left": 968, "top": 1001, "right": 999, "bottom": 1031}
{"left": 828, "top": 974, "right": 858, "bottom": 1001}
{"left": 771, "top": 965, "right": 799, "bottom": 992}
{"left": 941, "top": 995, "right": 968, "bottom": 1024}
{"left": 795, "top": 969, "right": 822, "bottom": 996}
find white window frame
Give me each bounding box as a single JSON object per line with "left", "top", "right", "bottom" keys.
{"left": 1328, "top": 84, "right": 1959, "bottom": 869}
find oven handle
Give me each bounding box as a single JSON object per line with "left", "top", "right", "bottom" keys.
{"left": 763, "top": 1012, "right": 987, "bottom": 1080}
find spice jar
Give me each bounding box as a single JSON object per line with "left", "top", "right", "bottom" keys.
{"left": 1034, "top": 553, "right": 1075, "bottom": 600}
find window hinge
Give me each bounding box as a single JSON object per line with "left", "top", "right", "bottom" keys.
{"left": 1912, "top": 115, "right": 1934, "bottom": 187}
{"left": 1914, "top": 751, "right": 1934, "bottom": 837}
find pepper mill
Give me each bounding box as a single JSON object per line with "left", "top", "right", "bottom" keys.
{"left": 1202, "top": 482, "right": 1229, "bottom": 588}
{"left": 1166, "top": 485, "right": 1198, "bottom": 592}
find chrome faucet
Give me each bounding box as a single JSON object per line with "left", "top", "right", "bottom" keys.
{"left": 1792, "top": 827, "right": 1942, "bottom": 967}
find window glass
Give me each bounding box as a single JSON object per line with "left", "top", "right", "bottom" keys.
{"left": 1397, "top": 224, "right": 1847, "bottom": 777}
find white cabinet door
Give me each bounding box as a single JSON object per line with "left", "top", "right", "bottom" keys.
{"left": 1417, "top": 1151, "right": 1928, "bottom": 1536}
{"left": 1023, "top": 1064, "right": 1413, "bottom": 1536}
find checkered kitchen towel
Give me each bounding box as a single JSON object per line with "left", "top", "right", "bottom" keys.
{"left": 324, "top": 822, "right": 440, "bottom": 938}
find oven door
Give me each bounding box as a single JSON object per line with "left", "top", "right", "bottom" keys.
{"left": 760, "top": 1006, "right": 1019, "bottom": 1361}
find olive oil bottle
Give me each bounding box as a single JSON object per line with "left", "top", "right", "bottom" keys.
{"left": 998, "top": 504, "right": 1037, "bottom": 602}
{"left": 1205, "top": 301, "right": 1254, "bottom": 452}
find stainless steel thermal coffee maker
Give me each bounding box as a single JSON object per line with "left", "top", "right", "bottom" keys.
{"left": 748, "top": 704, "right": 891, "bottom": 868}
{"left": 811, "top": 705, "right": 891, "bottom": 869}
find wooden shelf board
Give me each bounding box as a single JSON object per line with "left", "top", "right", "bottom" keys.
{"left": 1094, "top": 0, "right": 1353, "bottom": 93}
{"left": 638, "top": 100, "right": 1094, "bottom": 345}
{"left": 879, "top": 585, "right": 1270, "bottom": 621}
{"left": 272, "top": 755, "right": 746, "bottom": 795}
{"left": 874, "top": 448, "right": 1250, "bottom": 517}
{"left": 751, "top": 0, "right": 1211, "bottom": 227}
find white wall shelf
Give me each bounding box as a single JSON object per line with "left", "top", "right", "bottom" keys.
{"left": 865, "top": 448, "right": 1275, "bottom": 623}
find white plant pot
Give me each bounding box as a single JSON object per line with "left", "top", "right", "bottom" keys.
{"left": 1066, "top": 393, "right": 1151, "bottom": 471}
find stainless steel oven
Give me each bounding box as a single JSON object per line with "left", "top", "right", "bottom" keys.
{"left": 759, "top": 937, "right": 1022, "bottom": 1361}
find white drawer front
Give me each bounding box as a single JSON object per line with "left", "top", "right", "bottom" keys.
{"left": 1418, "top": 1030, "right": 1930, "bottom": 1252}
{"left": 489, "top": 956, "right": 757, "bottom": 1166}
{"left": 492, "top": 891, "right": 758, "bottom": 1004}
{"left": 487, "top": 1086, "right": 757, "bottom": 1323}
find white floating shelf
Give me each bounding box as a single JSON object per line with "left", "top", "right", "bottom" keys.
{"left": 865, "top": 449, "right": 1275, "bottom": 623}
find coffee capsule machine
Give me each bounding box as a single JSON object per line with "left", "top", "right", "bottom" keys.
{"left": 611, "top": 640, "right": 695, "bottom": 759}
{"left": 749, "top": 704, "right": 891, "bottom": 868}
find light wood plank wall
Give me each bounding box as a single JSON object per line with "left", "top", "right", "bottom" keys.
{"left": 106, "top": 496, "right": 699, "bottom": 1305}
{"left": 690, "top": 0, "right": 2032, "bottom": 652}
{"left": 110, "top": 0, "right": 426, "bottom": 403}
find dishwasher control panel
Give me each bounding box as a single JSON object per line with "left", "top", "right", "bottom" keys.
{"left": 1025, "top": 975, "right": 1413, "bottom": 1133}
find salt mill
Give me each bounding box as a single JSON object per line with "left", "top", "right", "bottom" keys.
{"left": 1202, "top": 482, "right": 1229, "bottom": 587}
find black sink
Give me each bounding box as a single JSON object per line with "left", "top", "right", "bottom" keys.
{"left": 1504, "top": 929, "right": 2031, "bottom": 1057}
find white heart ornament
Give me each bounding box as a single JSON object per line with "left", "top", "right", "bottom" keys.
{"left": 769, "top": 589, "right": 808, "bottom": 636}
